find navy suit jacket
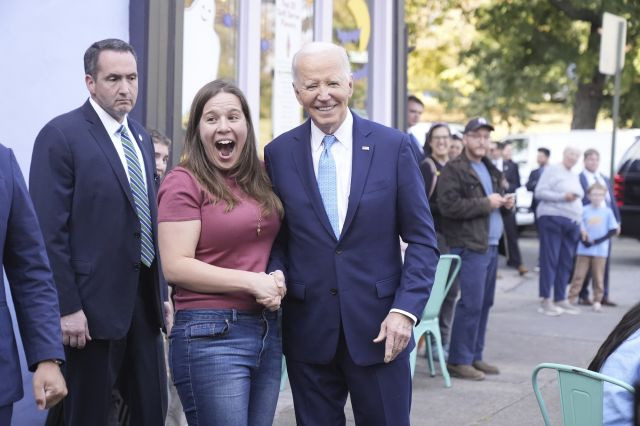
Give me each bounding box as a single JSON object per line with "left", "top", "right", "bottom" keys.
{"left": 29, "top": 100, "right": 166, "bottom": 340}
{"left": 265, "top": 113, "right": 439, "bottom": 366}
{"left": 0, "top": 145, "right": 64, "bottom": 406}
{"left": 502, "top": 159, "right": 521, "bottom": 193}
{"left": 579, "top": 171, "right": 621, "bottom": 222}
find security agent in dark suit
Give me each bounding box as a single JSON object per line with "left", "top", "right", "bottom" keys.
{"left": 501, "top": 142, "right": 527, "bottom": 275}
{"left": 0, "top": 144, "right": 67, "bottom": 424}
{"left": 525, "top": 147, "right": 551, "bottom": 219}
{"left": 29, "top": 39, "right": 169, "bottom": 425}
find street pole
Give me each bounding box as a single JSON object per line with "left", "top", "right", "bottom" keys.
{"left": 611, "top": 20, "right": 624, "bottom": 178}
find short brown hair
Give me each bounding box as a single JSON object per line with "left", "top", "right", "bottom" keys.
{"left": 584, "top": 148, "right": 600, "bottom": 160}
{"left": 148, "top": 128, "right": 172, "bottom": 148}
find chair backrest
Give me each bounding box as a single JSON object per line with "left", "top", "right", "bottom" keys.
{"left": 421, "top": 254, "right": 461, "bottom": 322}
{"left": 532, "top": 362, "right": 635, "bottom": 426}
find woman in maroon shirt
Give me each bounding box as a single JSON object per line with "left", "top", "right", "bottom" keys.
{"left": 158, "top": 80, "right": 285, "bottom": 425}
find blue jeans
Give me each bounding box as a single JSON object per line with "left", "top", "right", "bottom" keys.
{"left": 169, "top": 309, "right": 282, "bottom": 426}
{"left": 538, "top": 215, "right": 580, "bottom": 301}
{"left": 448, "top": 246, "right": 498, "bottom": 365}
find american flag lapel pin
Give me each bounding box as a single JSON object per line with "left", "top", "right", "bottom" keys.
{"left": 362, "top": 146, "right": 370, "bottom": 151}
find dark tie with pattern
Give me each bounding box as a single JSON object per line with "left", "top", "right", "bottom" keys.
{"left": 118, "top": 125, "right": 155, "bottom": 267}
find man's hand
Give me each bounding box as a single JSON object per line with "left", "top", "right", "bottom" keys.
{"left": 503, "top": 194, "right": 515, "bottom": 210}
{"left": 487, "top": 193, "right": 504, "bottom": 209}
{"left": 164, "top": 301, "right": 174, "bottom": 335}
{"left": 61, "top": 310, "right": 91, "bottom": 349}
{"left": 564, "top": 192, "right": 578, "bottom": 202}
{"left": 271, "top": 270, "right": 287, "bottom": 297}
{"left": 373, "top": 312, "right": 414, "bottom": 363}
{"left": 32, "top": 361, "right": 67, "bottom": 410}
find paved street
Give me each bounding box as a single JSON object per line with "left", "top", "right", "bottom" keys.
{"left": 273, "top": 232, "right": 640, "bottom": 425}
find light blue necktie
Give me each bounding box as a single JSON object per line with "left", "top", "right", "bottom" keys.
{"left": 318, "top": 135, "right": 339, "bottom": 238}
{"left": 119, "top": 125, "right": 155, "bottom": 267}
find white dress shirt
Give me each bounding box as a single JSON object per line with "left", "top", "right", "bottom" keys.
{"left": 89, "top": 98, "right": 148, "bottom": 188}
{"left": 583, "top": 170, "right": 611, "bottom": 202}
{"left": 309, "top": 111, "right": 417, "bottom": 324}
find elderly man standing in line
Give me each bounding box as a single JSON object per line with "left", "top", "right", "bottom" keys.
{"left": 29, "top": 39, "right": 169, "bottom": 425}
{"left": 265, "top": 42, "right": 439, "bottom": 425}
{"left": 438, "top": 118, "right": 515, "bottom": 381}
{"left": 535, "top": 147, "right": 584, "bottom": 316}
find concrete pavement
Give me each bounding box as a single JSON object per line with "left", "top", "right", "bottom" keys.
{"left": 273, "top": 233, "right": 640, "bottom": 425}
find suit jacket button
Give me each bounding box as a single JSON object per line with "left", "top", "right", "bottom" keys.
{"left": 335, "top": 249, "right": 342, "bottom": 255}
{"left": 329, "top": 288, "right": 338, "bottom": 295}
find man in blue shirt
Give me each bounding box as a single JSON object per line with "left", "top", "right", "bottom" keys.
{"left": 438, "top": 118, "right": 515, "bottom": 380}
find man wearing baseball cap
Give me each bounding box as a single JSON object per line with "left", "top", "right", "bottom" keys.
{"left": 437, "top": 117, "right": 515, "bottom": 380}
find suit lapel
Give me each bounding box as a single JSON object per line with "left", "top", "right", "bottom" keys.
{"left": 82, "top": 101, "right": 136, "bottom": 211}
{"left": 341, "top": 114, "right": 374, "bottom": 238}
{"left": 290, "top": 121, "right": 337, "bottom": 240}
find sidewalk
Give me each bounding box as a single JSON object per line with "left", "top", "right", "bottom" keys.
{"left": 273, "top": 234, "right": 640, "bottom": 425}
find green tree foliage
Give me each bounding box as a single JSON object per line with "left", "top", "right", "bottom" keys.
{"left": 407, "top": 0, "right": 640, "bottom": 129}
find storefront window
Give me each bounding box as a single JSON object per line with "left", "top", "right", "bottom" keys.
{"left": 333, "top": 0, "right": 370, "bottom": 118}
{"left": 259, "top": 0, "right": 314, "bottom": 148}
{"left": 182, "top": 0, "right": 239, "bottom": 128}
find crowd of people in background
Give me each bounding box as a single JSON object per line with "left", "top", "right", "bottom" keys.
{"left": 0, "top": 35, "right": 637, "bottom": 426}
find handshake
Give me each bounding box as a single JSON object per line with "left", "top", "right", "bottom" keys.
{"left": 255, "top": 270, "right": 287, "bottom": 311}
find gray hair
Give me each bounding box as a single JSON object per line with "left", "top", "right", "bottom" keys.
{"left": 84, "top": 39, "right": 137, "bottom": 78}
{"left": 291, "top": 42, "right": 351, "bottom": 84}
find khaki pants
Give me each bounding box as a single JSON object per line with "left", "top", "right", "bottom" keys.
{"left": 568, "top": 255, "right": 606, "bottom": 303}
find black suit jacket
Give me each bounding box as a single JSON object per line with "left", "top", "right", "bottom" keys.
{"left": 29, "top": 100, "right": 166, "bottom": 339}
{"left": 502, "top": 159, "right": 521, "bottom": 193}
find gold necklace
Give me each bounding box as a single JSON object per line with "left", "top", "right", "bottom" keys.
{"left": 256, "top": 206, "right": 262, "bottom": 238}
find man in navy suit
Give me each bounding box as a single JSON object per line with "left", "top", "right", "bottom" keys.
{"left": 29, "top": 39, "right": 169, "bottom": 425}
{"left": 265, "top": 42, "right": 439, "bottom": 425}
{"left": 407, "top": 95, "right": 426, "bottom": 162}
{"left": 525, "top": 147, "right": 551, "bottom": 219}
{"left": 0, "top": 144, "right": 67, "bottom": 424}
{"left": 576, "top": 148, "right": 621, "bottom": 306}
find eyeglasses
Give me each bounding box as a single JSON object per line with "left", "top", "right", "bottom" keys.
{"left": 431, "top": 136, "right": 450, "bottom": 142}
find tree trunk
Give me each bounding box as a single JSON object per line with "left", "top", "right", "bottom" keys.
{"left": 571, "top": 71, "right": 605, "bottom": 129}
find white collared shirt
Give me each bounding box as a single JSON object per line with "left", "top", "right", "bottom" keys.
{"left": 309, "top": 111, "right": 416, "bottom": 324}
{"left": 583, "top": 170, "right": 611, "bottom": 202}
{"left": 310, "top": 111, "right": 353, "bottom": 235}
{"left": 89, "top": 97, "right": 148, "bottom": 188}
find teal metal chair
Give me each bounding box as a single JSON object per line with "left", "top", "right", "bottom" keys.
{"left": 409, "top": 254, "right": 461, "bottom": 387}
{"left": 280, "top": 356, "right": 288, "bottom": 391}
{"left": 532, "top": 362, "right": 635, "bottom": 426}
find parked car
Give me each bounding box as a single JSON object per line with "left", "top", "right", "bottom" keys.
{"left": 614, "top": 137, "right": 640, "bottom": 239}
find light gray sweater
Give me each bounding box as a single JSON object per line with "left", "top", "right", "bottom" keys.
{"left": 535, "top": 163, "right": 584, "bottom": 223}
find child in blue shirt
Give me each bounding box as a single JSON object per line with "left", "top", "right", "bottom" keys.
{"left": 568, "top": 182, "right": 619, "bottom": 311}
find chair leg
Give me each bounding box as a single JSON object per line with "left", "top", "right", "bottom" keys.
{"left": 432, "top": 330, "right": 451, "bottom": 388}
{"left": 280, "top": 356, "right": 288, "bottom": 391}
{"left": 426, "top": 332, "right": 435, "bottom": 377}
{"left": 410, "top": 345, "right": 418, "bottom": 378}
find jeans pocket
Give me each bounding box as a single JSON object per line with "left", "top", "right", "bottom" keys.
{"left": 186, "top": 320, "right": 231, "bottom": 340}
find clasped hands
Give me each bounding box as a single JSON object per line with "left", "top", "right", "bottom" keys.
{"left": 488, "top": 193, "right": 515, "bottom": 210}
{"left": 255, "top": 270, "right": 286, "bottom": 311}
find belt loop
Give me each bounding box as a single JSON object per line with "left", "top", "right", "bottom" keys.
{"left": 232, "top": 309, "right": 237, "bottom": 322}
